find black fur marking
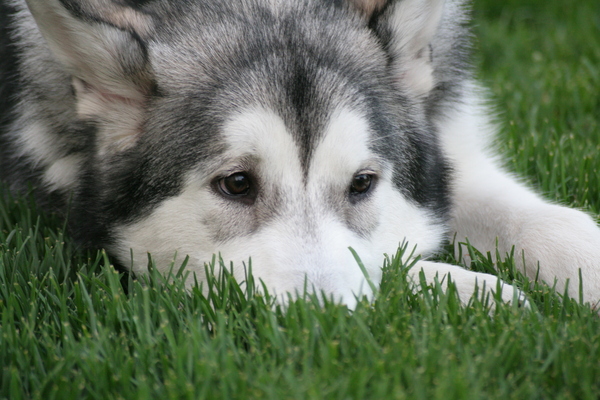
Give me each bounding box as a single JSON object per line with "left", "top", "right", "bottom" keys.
{"left": 401, "top": 126, "right": 452, "bottom": 220}
{"left": 286, "top": 66, "right": 314, "bottom": 174}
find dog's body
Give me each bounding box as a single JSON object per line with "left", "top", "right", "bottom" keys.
{"left": 1, "top": 0, "right": 599, "bottom": 306}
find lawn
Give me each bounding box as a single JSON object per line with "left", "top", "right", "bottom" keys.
{"left": 1, "top": 0, "right": 600, "bottom": 399}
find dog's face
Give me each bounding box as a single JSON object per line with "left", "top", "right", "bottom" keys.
{"left": 24, "top": 0, "right": 452, "bottom": 303}
{"left": 113, "top": 105, "right": 445, "bottom": 303}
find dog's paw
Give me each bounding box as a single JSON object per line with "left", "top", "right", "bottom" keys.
{"left": 408, "top": 260, "right": 528, "bottom": 309}
{"left": 474, "top": 274, "right": 529, "bottom": 308}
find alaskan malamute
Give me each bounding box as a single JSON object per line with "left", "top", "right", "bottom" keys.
{"left": 1, "top": 0, "right": 599, "bottom": 307}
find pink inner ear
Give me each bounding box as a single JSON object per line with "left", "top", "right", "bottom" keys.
{"left": 72, "top": 77, "right": 147, "bottom": 154}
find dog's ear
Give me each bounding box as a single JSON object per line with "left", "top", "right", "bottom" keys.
{"left": 352, "top": 0, "right": 446, "bottom": 99}
{"left": 25, "top": 0, "right": 154, "bottom": 155}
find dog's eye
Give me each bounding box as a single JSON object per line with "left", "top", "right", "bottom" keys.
{"left": 218, "top": 172, "right": 251, "bottom": 196}
{"left": 350, "top": 173, "right": 373, "bottom": 195}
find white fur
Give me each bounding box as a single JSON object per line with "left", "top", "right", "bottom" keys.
{"left": 114, "top": 108, "right": 447, "bottom": 307}
{"left": 42, "top": 154, "right": 84, "bottom": 192}
{"left": 14, "top": 120, "right": 62, "bottom": 168}
{"left": 439, "top": 87, "right": 600, "bottom": 305}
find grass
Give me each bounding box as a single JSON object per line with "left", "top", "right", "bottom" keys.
{"left": 1, "top": 0, "right": 600, "bottom": 398}
{"left": 473, "top": 0, "right": 600, "bottom": 212}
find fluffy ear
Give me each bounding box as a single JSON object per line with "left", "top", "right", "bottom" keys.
{"left": 25, "top": 0, "right": 155, "bottom": 155}
{"left": 361, "top": 0, "right": 446, "bottom": 98}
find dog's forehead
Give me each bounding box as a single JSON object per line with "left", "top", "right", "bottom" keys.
{"left": 150, "top": 0, "right": 387, "bottom": 108}
{"left": 148, "top": 6, "right": 394, "bottom": 174}
{"left": 220, "top": 107, "right": 380, "bottom": 184}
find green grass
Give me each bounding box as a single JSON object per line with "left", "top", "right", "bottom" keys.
{"left": 473, "top": 0, "right": 600, "bottom": 211}
{"left": 1, "top": 0, "right": 600, "bottom": 398}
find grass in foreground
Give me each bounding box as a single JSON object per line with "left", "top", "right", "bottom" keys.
{"left": 1, "top": 195, "right": 600, "bottom": 400}
{"left": 2, "top": 0, "right": 600, "bottom": 398}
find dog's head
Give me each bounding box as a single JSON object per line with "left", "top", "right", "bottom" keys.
{"left": 26, "top": 0, "right": 464, "bottom": 304}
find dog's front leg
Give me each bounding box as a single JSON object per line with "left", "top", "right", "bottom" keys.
{"left": 450, "top": 170, "right": 600, "bottom": 305}
{"left": 438, "top": 94, "right": 600, "bottom": 305}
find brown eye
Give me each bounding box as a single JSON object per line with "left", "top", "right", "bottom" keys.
{"left": 350, "top": 173, "right": 373, "bottom": 195}
{"left": 218, "top": 172, "right": 251, "bottom": 196}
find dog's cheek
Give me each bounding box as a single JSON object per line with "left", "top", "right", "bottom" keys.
{"left": 367, "top": 182, "right": 448, "bottom": 258}
{"left": 108, "top": 186, "right": 229, "bottom": 277}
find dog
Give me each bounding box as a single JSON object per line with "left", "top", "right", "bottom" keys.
{"left": 1, "top": 0, "right": 599, "bottom": 308}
